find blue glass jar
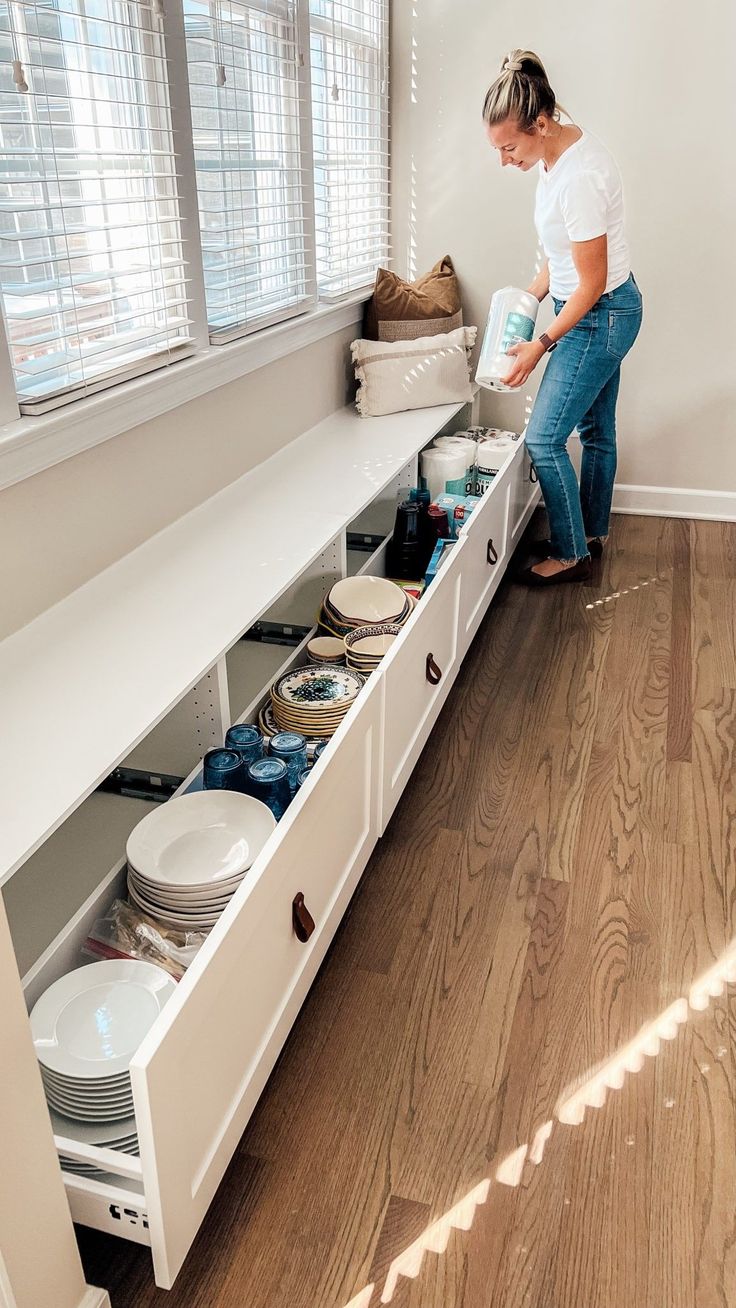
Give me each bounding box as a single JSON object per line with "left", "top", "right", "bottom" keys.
{"left": 296, "top": 767, "right": 312, "bottom": 790}
{"left": 202, "top": 748, "right": 246, "bottom": 792}
{"left": 225, "top": 723, "right": 264, "bottom": 770}
{"left": 269, "top": 732, "right": 308, "bottom": 795}
{"left": 245, "top": 757, "right": 291, "bottom": 821}
{"left": 313, "top": 739, "right": 328, "bottom": 764}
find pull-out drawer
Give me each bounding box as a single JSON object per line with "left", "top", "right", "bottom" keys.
{"left": 379, "top": 536, "right": 464, "bottom": 831}
{"left": 457, "top": 458, "right": 513, "bottom": 653}
{"left": 509, "top": 439, "right": 541, "bottom": 548}
{"left": 128, "top": 670, "right": 383, "bottom": 1288}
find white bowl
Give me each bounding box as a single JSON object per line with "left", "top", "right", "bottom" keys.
{"left": 126, "top": 791, "right": 276, "bottom": 889}
{"left": 306, "top": 636, "right": 345, "bottom": 661}
{"left": 328, "top": 576, "right": 408, "bottom": 624}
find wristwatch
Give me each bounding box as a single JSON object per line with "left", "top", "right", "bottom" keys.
{"left": 538, "top": 332, "right": 557, "bottom": 353}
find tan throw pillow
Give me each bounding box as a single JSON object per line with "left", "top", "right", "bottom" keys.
{"left": 364, "top": 256, "right": 463, "bottom": 341}
{"left": 351, "top": 326, "right": 477, "bottom": 418}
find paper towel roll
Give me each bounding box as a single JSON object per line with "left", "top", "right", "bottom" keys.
{"left": 476, "top": 287, "right": 539, "bottom": 392}
{"left": 420, "top": 446, "right": 469, "bottom": 501}
{"left": 434, "top": 433, "right": 478, "bottom": 462}
{"left": 433, "top": 434, "right": 477, "bottom": 493}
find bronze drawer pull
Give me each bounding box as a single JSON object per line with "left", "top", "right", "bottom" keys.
{"left": 487, "top": 538, "right": 498, "bottom": 566}
{"left": 426, "top": 653, "right": 442, "bottom": 685}
{"left": 292, "top": 892, "right": 316, "bottom": 943}
{"left": 529, "top": 463, "right": 538, "bottom": 483}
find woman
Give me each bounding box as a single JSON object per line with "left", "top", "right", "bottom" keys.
{"left": 483, "top": 50, "right": 642, "bottom": 585}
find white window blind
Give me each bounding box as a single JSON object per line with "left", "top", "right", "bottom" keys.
{"left": 309, "top": 0, "right": 388, "bottom": 300}
{"left": 184, "top": 0, "right": 314, "bottom": 343}
{"left": 0, "top": 0, "right": 192, "bottom": 415}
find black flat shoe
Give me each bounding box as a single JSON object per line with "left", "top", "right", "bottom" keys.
{"left": 517, "top": 558, "right": 592, "bottom": 587}
{"left": 529, "top": 537, "right": 604, "bottom": 560}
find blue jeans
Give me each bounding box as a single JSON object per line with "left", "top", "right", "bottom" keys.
{"left": 524, "top": 273, "right": 643, "bottom": 561}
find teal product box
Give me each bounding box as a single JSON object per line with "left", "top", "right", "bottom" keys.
{"left": 424, "top": 537, "right": 456, "bottom": 588}
{"left": 435, "top": 494, "right": 481, "bottom": 537}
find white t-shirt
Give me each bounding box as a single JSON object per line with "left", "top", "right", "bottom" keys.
{"left": 534, "top": 129, "right": 630, "bottom": 299}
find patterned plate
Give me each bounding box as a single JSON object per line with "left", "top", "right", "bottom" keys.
{"left": 272, "top": 665, "right": 364, "bottom": 707}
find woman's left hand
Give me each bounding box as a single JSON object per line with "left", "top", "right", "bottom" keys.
{"left": 502, "top": 339, "right": 546, "bottom": 388}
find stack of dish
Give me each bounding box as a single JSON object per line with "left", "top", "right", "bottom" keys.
{"left": 126, "top": 790, "right": 276, "bottom": 931}
{"left": 319, "top": 576, "right": 412, "bottom": 639}
{"left": 344, "top": 624, "right": 401, "bottom": 674}
{"left": 30, "top": 959, "right": 176, "bottom": 1175}
{"left": 306, "top": 635, "right": 345, "bottom": 666}
{"left": 270, "top": 664, "right": 365, "bottom": 738}
{"left": 257, "top": 700, "right": 325, "bottom": 760}
{"left": 50, "top": 1109, "right": 140, "bottom": 1177}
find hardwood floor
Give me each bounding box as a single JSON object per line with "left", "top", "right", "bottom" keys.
{"left": 79, "top": 514, "right": 736, "bottom": 1308}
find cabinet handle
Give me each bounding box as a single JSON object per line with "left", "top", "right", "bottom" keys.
{"left": 292, "top": 892, "right": 316, "bottom": 943}
{"left": 487, "top": 538, "right": 499, "bottom": 566}
{"left": 529, "top": 464, "right": 538, "bottom": 484}
{"left": 426, "top": 653, "right": 442, "bottom": 685}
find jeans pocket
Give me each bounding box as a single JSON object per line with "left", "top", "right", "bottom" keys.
{"left": 606, "top": 307, "right": 642, "bottom": 361}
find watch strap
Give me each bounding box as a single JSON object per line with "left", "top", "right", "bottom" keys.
{"left": 539, "top": 332, "right": 557, "bottom": 353}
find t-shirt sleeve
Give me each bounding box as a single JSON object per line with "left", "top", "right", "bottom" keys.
{"left": 559, "top": 170, "right": 608, "bottom": 242}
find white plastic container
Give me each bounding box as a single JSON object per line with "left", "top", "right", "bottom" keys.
{"left": 419, "top": 446, "right": 469, "bottom": 500}
{"left": 433, "top": 434, "right": 477, "bottom": 495}
{"left": 474, "top": 430, "right": 519, "bottom": 496}
{"left": 475, "top": 287, "right": 539, "bottom": 392}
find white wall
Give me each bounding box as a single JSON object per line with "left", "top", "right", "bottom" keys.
{"left": 0, "top": 895, "right": 106, "bottom": 1308}
{"left": 0, "top": 324, "right": 357, "bottom": 640}
{"left": 390, "top": 0, "right": 736, "bottom": 508}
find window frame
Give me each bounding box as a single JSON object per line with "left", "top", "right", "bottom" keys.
{"left": 0, "top": 0, "right": 388, "bottom": 486}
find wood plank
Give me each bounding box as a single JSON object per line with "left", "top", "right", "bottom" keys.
{"left": 668, "top": 519, "right": 693, "bottom": 761}
{"left": 79, "top": 513, "right": 736, "bottom": 1308}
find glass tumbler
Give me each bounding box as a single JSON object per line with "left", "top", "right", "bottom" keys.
{"left": 225, "top": 723, "right": 264, "bottom": 770}
{"left": 269, "top": 732, "right": 308, "bottom": 795}
{"left": 202, "top": 748, "right": 246, "bottom": 792}
{"left": 245, "top": 757, "right": 291, "bottom": 821}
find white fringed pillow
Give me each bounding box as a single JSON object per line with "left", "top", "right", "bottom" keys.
{"left": 351, "top": 325, "right": 477, "bottom": 418}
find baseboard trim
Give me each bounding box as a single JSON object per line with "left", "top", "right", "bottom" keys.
{"left": 79, "top": 1288, "right": 111, "bottom": 1308}
{"left": 612, "top": 484, "right": 736, "bottom": 521}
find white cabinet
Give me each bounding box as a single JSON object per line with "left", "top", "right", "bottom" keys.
{"left": 509, "top": 441, "right": 540, "bottom": 548}
{"left": 379, "top": 536, "right": 464, "bottom": 831}
{"left": 457, "top": 457, "right": 513, "bottom": 654}
{"left": 129, "top": 673, "right": 383, "bottom": 1287}
{"left": 2, "top": 407, "right": 550, "bottom": 1295}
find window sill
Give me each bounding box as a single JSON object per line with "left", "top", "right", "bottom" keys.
{"left": 0, "top": 293, "right": 368, "bottom": 492}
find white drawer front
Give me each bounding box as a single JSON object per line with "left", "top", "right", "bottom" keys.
{"left": 509, "top": 440, "right": 540, "bottom": 546}
{"left": 129, "top": 673, "right": 383, "bottom": 1288}
{"left": 379, "top": 539, "right": 464, "bottom": 831}
{"left": 458, "top": 464, "right": 512, "bottom": 651}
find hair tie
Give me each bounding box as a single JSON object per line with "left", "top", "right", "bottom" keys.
{"left": 503, "top": 58, "right": 523, "bottom": 72}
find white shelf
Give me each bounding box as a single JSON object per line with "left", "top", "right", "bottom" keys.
{"left": 225, "top": 638, "right": 308, "bottom": 722}
{"left": 0, "top": 398, "right": 473, "bottom": 884}
{"left": 3, "top": 792, "right": 151, "bottom": 978}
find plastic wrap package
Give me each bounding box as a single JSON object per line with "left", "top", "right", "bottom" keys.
{"left": 476, "top": 287, "right": 539, "bottom": 391}
{"left": 83, "top": 898, "right": 207, "bottom": 981}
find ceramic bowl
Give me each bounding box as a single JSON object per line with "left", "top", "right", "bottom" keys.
{"left": 327, "top": 576, "right": 409, "bottom": 625}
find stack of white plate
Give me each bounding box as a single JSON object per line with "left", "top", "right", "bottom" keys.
{"left": 30, "top": 959, "right": 176, "bottom": 1174}
{"left": 49, "top": 1108, "right": 140, "bottom": 1177}
{"left": 126, "top": 791, "right": 277, "bottom": 932}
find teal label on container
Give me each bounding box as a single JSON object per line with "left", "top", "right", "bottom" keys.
{"left": 501, "top": 311, "right": 534, "bottom": 352}
{"left": 445, "top": 474, "right": 467, "bottom": 496}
